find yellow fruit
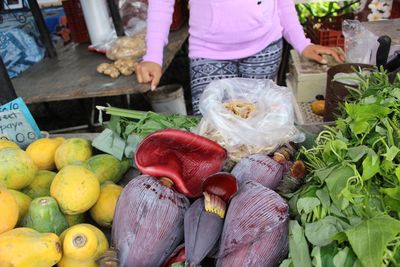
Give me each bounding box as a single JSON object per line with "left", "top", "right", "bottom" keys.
{"left": 55, "top": 138, "right": 92, "bottom": 170}
{"left": 65, "top": 213, "right": 87, "bottom": 227}
{"left": 90, "top": 182, "right": 123, "bottom": 227}
{"left": 50, "top": 165, "right": 100, "bottom": 215}
{"left": 0, "top": 227, "right": 62, "bottom": 267}
{"left": 58, "top": 224, "right": 109, "bottom": 267}
{"left": 310, "top": 100, "right": 325, "bottom": 116}
{"left": 8, "top": 189, "right": 32, "bottom": 225}
{"left": 26, "top": 137, "right": 65, "bottom": 170}
{"left": 22, "top": 170, "right": 57, "bottom": 199}
{"left": 0, "top": 186, "right": 19, "bottom": 234}
{"left": 0, "top": 139, "right": 19, "bottom": 150}
{"left": 0, "top": 148, "right": 38, "bottom": 189}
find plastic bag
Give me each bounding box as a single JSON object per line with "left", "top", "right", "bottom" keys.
{"left": 0, "top": 29, "right": 44, "bottom": 78}
{"left": 119, "top": 0, "right": 148, "bottom": 36}
{"left": 195, "top": 78, "right": 304, "bottom": 161}
{"left": 106, "top": 31, "right": 146, "bottom": 60}
{"left": 342, "top": 19, "right": 377, "bottom": 64}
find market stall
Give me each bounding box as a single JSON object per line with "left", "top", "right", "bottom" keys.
{"left": 1, "top": 0, "right": 400, "bottom": 267}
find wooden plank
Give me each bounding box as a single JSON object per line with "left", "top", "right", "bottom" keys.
{"left": 13, "top": 25, "right": 189, "bottom": 104}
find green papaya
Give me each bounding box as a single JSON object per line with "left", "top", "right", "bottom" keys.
{"left": 86, "top": 154, "right": 131, "bottom": 184}
{"left": 64, "top": 213, "right": 87, "bottom": 227}
{"left": 21, "top": 196, "right": 69, "bottom": 235}
{"left": 22, "top": 170, "right": 56, "bottom": 199}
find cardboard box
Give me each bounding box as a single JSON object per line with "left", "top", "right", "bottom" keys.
{"left": 288, "top": 49, "right": 340, "bottom": 102}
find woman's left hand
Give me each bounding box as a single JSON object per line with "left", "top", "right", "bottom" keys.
{"left": 302, "top": 44, "right": 345, "bottom": 64}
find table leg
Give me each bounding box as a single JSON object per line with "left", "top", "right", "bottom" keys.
{"left": 27, "top": 0, "right": 57, "bottom": 58}
{"left": 0, "top": 56, "right": 17, "bottom": 104}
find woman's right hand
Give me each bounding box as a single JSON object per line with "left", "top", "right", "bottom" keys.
{"left": 135, "top": 61, "right": 162, "bottom": 90}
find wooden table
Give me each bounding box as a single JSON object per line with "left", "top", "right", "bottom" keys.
{"left": 12, "top": 25, "right": 189, "bottom": 104}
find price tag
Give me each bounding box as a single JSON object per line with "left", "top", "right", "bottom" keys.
{"left": 0, "top": 98, "right": 42, "bottom": 148}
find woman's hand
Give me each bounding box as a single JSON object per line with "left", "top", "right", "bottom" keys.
{"left": 302, "top": 44, "right": 345, "bottom": 64}
{"left": 135, "top": 61, "right": 162, "bottom": 90}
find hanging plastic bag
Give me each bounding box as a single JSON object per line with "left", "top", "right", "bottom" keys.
{"left": 195, "top": 78, "right": 304, "bottom": 161}
{"left": 342, "top": 19, "right": 376, "bottom": 64}
{"left": 119, "top": 0, "right": 148, "bottom": 36}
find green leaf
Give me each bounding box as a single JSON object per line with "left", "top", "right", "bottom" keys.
{"left": 124, "top": 134, "right": 142, "bottom": 159}
{"left": 380, "top": 187, "right": 400, "bottom": 201}
{"left": 395, "top": 166, "right": 400, "bottom": 183}
{"left": 350, "top": 120, "right": 370, "bottom": 135}
{"left": 297, "top": 197, "right": 320, "bottom": 214}
{"left": 383, "top": 195, "right": 400, "bottom": 212}
{"left": 279, "top": 259, "right": 294, "bottom": 267}
{"left": 346, "top": 146, "right": 370, "bottom": 162}
{"left": 316, "top": 187, "right": 331, "bottom": 210}
{"left": 333, "top": 247, "right": 357, "bottom": 267}
{"left": 92, "top": 129, "right": 125, "bottom": 160}
{"left": 288, "top": 220, "right": 312, "bottom": 267}
{"left": 345, "top": 214, "right": 400, "bottom": 267}
{"left": 382, "top": 146, "right": 400, "bottom": 161}
{"left": 390, "top": 87, "right": 400, "bottom": 99}
{"left": 305, "top": 216, "right": 350, "bottom": 246}
{"left": 375, "top": 125, "right": 387, "bottom": 135}
{"left": 315, "top": 166, "right": 337, "bottom": 182}
{"left": 361, "top": 155, "right": 380, "bottom": 181}
{"left": 380, "top": 159, "right": 394, "bottom": 174}
{"left": 325, "top": 166, "right": 354, "bottom": 210}
{"left": 311, "top": 245, "right": 339, "bottom": 267}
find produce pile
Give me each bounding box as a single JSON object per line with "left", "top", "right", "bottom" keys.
{"left": 2, "top": 70, "right": 399, "bottom": 267}
{"left": 282, "top": 70, "right": 400, "bottom": 266}
{"left": 110, "top": 128, "right": 303, "bottom": 267}
{"left": 0, "top": 137, "right": 130, "bottom": 266}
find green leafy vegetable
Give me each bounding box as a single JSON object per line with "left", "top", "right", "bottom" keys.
{"left": 92, "top": 106, "right": 201, "bottom": 159}
{"left": 285, "top": 70, "right": 400, "bottom": 266}
{"left": 345, "top": 214, "right": 400, "bottom": 267}
{"left": 288, "top": 220, "right": 312, "bottom": 267}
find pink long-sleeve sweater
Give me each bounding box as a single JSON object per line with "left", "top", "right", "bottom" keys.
{"left": 142, "top": 0, "right": 311, "bottom": 66}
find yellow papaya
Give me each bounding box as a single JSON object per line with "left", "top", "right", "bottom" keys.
{"left": 0, "top": 186, "right": 19, "bottom": 234}
{"left": 0, "top": 139, "right": 19, "bottom": 150}
{"left": 8, "top": 189, "right": 32, "bottom": 226}
{"left": 58, "top": 224, "right": 109, "bottom": 267}
{"left": 26, "top": 137, "right": 65, "bottom": 170}
{"left": 54, "top": 138, "right": 92, "bottom": 170}
{"left": 0, "top": 227, "right": 62, "bottom": 267}
{"left": 22, "top": 170, "right": 57, "bottom": 199}
{"left": 90, "top": 182, "right": 123, "bottom": 227}
{"left": 0, "top": 148, "right": 37, "bottom": 190}
{"left": 50, "top": 165, "right": 100, "bottom": 215}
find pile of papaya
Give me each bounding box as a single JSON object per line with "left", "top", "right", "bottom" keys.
{"left": 0, "top": 137, "right": 130, "bottom": 267}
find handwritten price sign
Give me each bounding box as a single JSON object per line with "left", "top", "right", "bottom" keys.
{"left": 0, "top": 98, "right": 42, "bottom": 148}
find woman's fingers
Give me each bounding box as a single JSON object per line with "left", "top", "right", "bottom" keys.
{"left": 135, "top": 61, "right": 162, "bottom": 90}
{"left": 302, "top": 44, "right": 346, "bottom": 64}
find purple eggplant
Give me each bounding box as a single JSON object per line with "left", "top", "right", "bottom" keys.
{"left": 217, "top": 181, "right": 289, "bottom": 267}
{"left": 184, "top": 198, "right": 223, "bottom": 267}
{"left": 112, "top": 175, "right": 190, "bottom": 267}
{"left": 231, "top": 154, "right": 284, "bottom": 190}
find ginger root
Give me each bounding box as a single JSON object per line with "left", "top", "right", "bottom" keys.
{"left": 97, "top": 58, "right": 137, "bottom": 79}
{"left": 97, "top": 63, "right": 120, "bottom": 79}
{"left": 114, "top": 58, "right": 137, "bottom": 76}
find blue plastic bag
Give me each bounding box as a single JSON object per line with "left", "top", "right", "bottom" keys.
{"left": 0, "top": 28, "right": 45, "bottom": 78}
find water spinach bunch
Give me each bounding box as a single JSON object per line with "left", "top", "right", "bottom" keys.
{"left": 282, "top": 70, "right": 400, "bottom": 267}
